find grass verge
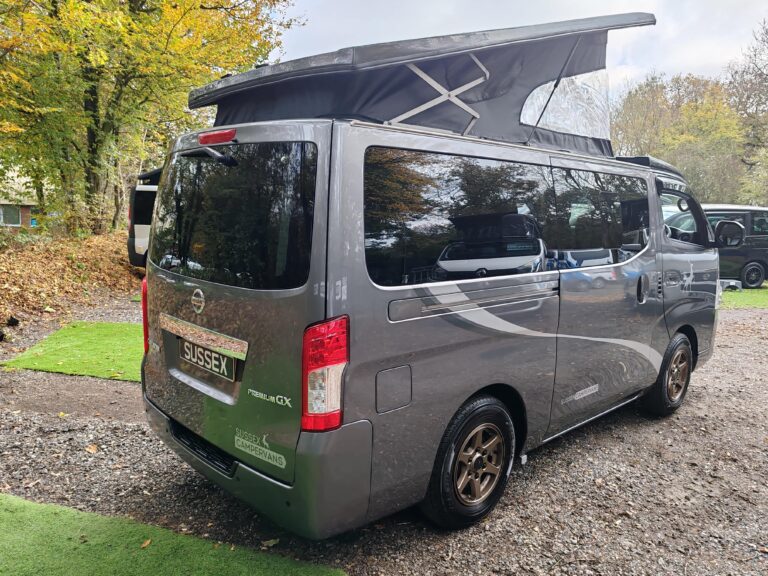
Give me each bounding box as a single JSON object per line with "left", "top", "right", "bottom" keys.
{"left": 2, "top": 322, "right": 142, "bottom": 381}
{"left": 721, "top": 285, "right": 768, "bottom": 309}
{"left": 0, "top": 493, "right": 343, "bottom": 576}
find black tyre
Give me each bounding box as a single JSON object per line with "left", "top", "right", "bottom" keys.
{"left": 642, "top": 333, "right": 692, "bottom": 416}
{"left": 420, "top": 395, "right": 515, "bottom": 530}
{"left": 741, "top": 262, "right": 765, "bottom": 289}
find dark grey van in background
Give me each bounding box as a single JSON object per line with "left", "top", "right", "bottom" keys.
{"left": 140, "top": 14, "right": 745, "bottom": 538}
{"left": 666, "top": 204, "right": 768, "bottom": 288}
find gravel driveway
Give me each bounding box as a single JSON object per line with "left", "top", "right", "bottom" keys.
{"left": 1, "top": 308, "right": 766, "bottom": 575}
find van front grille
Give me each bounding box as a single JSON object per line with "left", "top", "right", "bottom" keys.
{"left": 169, "top": 420, "right": 236, "bottom": 477}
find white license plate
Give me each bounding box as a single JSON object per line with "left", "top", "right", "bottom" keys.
{"left": 179, "top": 339, "right": 236, "bottom": 382}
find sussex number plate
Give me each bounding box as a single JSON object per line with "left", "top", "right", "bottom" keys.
{"left": 179, "top": 339, "right": 236, "bottom": 382}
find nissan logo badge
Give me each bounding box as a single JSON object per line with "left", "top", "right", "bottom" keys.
{"left": 191, "top": 289, "right": 205, "bottom": 314}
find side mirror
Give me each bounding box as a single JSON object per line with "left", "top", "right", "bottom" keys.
{"left": 714, "top": 220, "right": 745, "bottom": 248}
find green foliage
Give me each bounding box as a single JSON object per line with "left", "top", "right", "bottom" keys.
{"left": 2, "top": 321, "right": 144, "bottom": 381}
{"left": 0, "top": 0, "right": 294, "bottom": 233}
{"left": 613, "top": 21, "right": 768, "bottom": 206}
{"left": 612, "top": 76, "right": 747, "bottom": 202}
{"left": 0, "top": 493, "right": 344, "bottom": 576}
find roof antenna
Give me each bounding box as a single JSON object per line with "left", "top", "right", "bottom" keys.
{"left": 525, "top": 35, "right": 582, "bottom": 146}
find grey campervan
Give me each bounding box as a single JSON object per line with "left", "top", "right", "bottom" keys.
{"left": 140, "top": 14, "right": 745, "bottom": 539}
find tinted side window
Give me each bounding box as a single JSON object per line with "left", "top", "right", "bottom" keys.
{"left": 751, "top": 212, "right": 768, "bottom": 235}
{"left": 551, "top": 168, "right": 649, "bottom": 267}
{"left": 363, "top": 147, "right": 555, "bottom": 286}
{"left": 661, "top": 193, "right": 707, "bottom": 246}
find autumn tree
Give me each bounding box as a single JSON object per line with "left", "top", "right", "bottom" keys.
{"left": 0, "top": 0, "right": 293, "bottom": 232}
{"left": 611, "top": 75, "right": 746, "bottom": 202}
{"left": 729, "top": 19, "right": 768, "bottom": 205}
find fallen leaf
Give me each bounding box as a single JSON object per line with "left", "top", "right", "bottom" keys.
{"left": 58, "top": 412, "right": 68, "bottom": 418}
{"left": 85, "top": 444, "right": 99, "bottom": 454}
{"left": 260, "top": 538, "right": 279, "bottom": 549}
{"left": 229, "top": 544, "right": 235, "bottom": 551}
{"left": 141, "top": 539, "right": 152, "bottom": 549}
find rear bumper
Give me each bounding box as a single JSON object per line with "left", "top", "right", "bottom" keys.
{"left": 143, "top": 395, "right": 372, "bottom": 539}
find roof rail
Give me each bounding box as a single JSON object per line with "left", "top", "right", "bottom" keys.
{"left": 615, "top": 156, "right": 684, "bottom": 179}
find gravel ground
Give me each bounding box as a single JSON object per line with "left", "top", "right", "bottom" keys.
{"left": 1, "top": 308, "right": 766, "bottom": 575}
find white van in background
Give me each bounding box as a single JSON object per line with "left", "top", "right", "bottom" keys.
{"left": 128, "top": 168, "right": 160, "bottom": 267}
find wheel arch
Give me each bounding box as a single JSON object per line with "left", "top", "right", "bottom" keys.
{"left": 675, "top": 324, "right": 699, "bottom": 369}
{"left": 469, "top": 383, "right": 528, "bottom": 457}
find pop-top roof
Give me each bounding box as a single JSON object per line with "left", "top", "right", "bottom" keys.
{"left": 190, "top": 13, "right": 656, "bottom": 157}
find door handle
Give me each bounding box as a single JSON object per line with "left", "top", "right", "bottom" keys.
{"left": 637, "top": 274, "right": 649, "bottom": 304}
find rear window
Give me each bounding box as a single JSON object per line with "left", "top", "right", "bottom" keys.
{"left": 150, "top": 142, "right": 317, "bottom": 290}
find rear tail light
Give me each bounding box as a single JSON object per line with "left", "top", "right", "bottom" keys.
{"left": 198, "top": 128, "right": 237, "bottom": 146}
{"left": 301, "top": 316, "right": 349, "bottom": 432}
{"left": 141, "top": 277, "right": 149, "bottom": 354}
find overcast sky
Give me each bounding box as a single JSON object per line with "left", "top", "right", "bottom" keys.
{"left": 274, "top": 0, "right": 768, "bottom": 92}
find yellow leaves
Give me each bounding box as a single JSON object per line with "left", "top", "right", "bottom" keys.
{"left": 0, "top": 122, "right": 24, "bottom": 135}
{"left": 85, "top": 444, "right": 99, "bottom": 454}
{"left": 1, "top": 0, "right": 290, "bottom": 225}
{"left": 140, "top": 538, "right": 152, "bottom": 549}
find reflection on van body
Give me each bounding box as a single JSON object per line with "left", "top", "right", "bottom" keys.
{"left": 436, "top": 239, "right": 546, "bottom": 279}
{"left": 435, "top": 213, "right": 546, "bottom": 279}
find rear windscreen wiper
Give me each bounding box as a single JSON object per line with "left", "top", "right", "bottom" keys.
{"left": 181, "top": 147, "right": 238, "bottom": 167}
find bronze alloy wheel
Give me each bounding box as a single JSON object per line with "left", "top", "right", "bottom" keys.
{"left": 453, "top": 423, "right": 505, "bottom": 506}
{"left": 666, "top": 347, "right": 690, "bottom": 403}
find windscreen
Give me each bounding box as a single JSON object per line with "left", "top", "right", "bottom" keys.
{"left": 150, "top": 142, "right": 317, "bottom": 290}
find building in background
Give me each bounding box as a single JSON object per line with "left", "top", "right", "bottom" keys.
{"left": 0, "top": 196, "right": 36, "bottom": 228}
{"left": 1, "top": 168, "right": 39, "bottom": 229}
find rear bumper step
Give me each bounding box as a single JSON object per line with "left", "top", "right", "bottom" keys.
{"left": 169, "top": 420, "right": 236, "bottom": 477}
{"left": 143, "top": 395, "right": 373, "bottom": 539}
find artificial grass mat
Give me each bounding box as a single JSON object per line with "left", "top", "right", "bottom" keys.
{"left": 0, "top": 493, "right": 343, "bottom": 576}
{"left": 2, "top": 322, "right": 143, "bottom": 382}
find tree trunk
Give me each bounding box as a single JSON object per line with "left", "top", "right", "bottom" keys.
{"left": 111, "top": 179, "right": 125, "bottom": 230}
{"left": 31, "top": 173, "right": 45, "bottom": 214}
{"left": 83, "top": 64, "right": 104, "bottom": 232}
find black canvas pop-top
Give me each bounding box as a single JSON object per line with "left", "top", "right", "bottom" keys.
{"left": 188, "top": 13, "right": 656, "bottom": 158}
